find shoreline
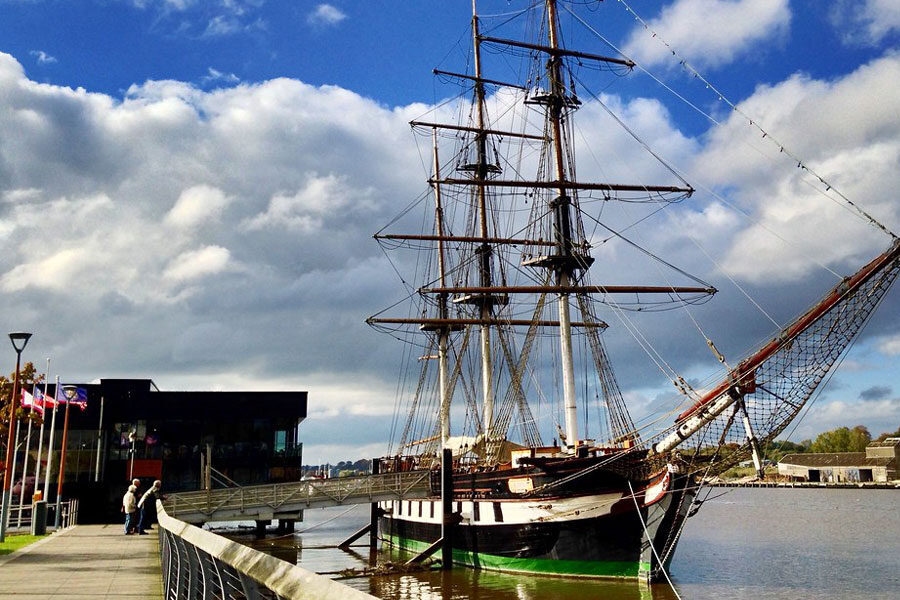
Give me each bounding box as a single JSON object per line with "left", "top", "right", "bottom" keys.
{"left": 710, "top": 480, "right": 899, "bottom": 489}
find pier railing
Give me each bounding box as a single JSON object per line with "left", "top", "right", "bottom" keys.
{"left": 6, "top": 498, "right": 78, "bottom": 531}
{"left": 157, "top": 501, "right": 379, "bottom": 600}
{"left": 164, "top": 470, "right": 432, "bottom": 523}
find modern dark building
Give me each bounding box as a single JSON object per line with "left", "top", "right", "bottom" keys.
{"left": 33, "top": 379, "right": 306, "bottom": 522}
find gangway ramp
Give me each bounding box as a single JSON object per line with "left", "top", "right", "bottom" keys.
{"left": 164, "top": 470, "right": 432, "bottom": 524}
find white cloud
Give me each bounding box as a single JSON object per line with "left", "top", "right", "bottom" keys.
{"left": 242, "top": 173, "right": 375, "bottom": 233}
{"left": 0, "top": 50, "right": 422, "bottom": 385}
{"left": 787, "top": 397, "right": 900, "bottom": 442}
{"left": 307, "top": 4, "right": 346, "bottom": 27}
{"left": 163, "top": 245, "right": 231, "bottom": 281}
{"left": 877, "top": 334, "right": 900, "bottom": 357}
{"left": 203, "top": 14, "right": 240, "bottom": 36}
{"left": 131, "top": 0, "right": 195, "bottom": 12}
{"left": 201, "top": 67, "right": 240, "bottom": 85}
{"left": 830, "top": 0, "right": 900, "bottom": 46}
{"left": 165, "top": 184, "right": 231, "bottom": 228}
{"left": 622, "top": 0, "right": 791, "bottom": 69}
{"left": 29, "top": 50, "right": 57, "bottom": 64}
{"left": 691, "top": 53, "right": 900, "bottom": 282}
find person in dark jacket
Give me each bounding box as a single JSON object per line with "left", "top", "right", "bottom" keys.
{"left": 137, "top": 479, "right": 161, "bottom": 533}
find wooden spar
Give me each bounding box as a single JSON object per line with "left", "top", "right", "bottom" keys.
{"left": 477, "top": 35, "right": 635, "bottom": 68}
{"left": 432, "top": 69, "right": 530, "bottom": 92}
{"left": 652, "top": 238, "right": 900, "bottom": 455}
{"left": 375, "top": 234, "right": 556, "bottom": 246}
{"left": 410, "top": 120, "right": 546, "bottom": 141}
{"left": 430, "top": 177, "right": 694, "bottom": 195}
{"left": 421, "top": 285, "right": 717, "bottom": 295}
{"left": 367, "top": 317, "right": 608, "bottom": 328}
{"left": 676, "top": 238, "right": 900, "bottom": 423}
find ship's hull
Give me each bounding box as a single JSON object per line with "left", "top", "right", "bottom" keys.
{"left": 378, "top": 470, "right": 695, "bottom": 581}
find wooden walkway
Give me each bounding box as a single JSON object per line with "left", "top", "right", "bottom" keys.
{"left": 0, "top": 525, "right": 163, "bottom": 599}
{"left": 165, "top": 470, "right": 432, "bottom": 524}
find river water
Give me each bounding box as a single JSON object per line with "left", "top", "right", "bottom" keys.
{"left": 226, "top": 488, "right": 899, "bottom": 599}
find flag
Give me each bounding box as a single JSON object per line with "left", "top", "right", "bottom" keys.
{"left": 57, "top": 385, "right": 88, "bottom": 411}
{"left": 34, "top": 388, "right": 57, "bottom": 411}
{"left": 21, "top": 389, "right": 43, "bottom": 414}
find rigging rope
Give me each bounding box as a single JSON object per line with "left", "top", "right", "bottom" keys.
{"left": 606, "top": 0, "right": 896, "bottom": 239}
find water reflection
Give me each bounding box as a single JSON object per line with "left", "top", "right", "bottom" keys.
{"left": 231, "top": 520, "right": 681, "bottom": 600}
{"left": 365, "top": 560, "right": 680, "bottom": 600}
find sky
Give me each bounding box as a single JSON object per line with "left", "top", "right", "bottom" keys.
{"left": 1, "top": 0, "right": 900, "bottom": 462}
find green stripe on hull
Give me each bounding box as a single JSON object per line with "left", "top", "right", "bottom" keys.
{"left": 385, "top": 534, "right": 650, "bottom": 579}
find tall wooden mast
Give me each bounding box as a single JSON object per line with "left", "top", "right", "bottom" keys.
{"left": 546, "top": 0, "right": 579, "bottom": 451}
{"left": 471, "top": 0, "right": 496, "bottom": 441}
{"left": 432, "top": 129, "right": 452, "bottom": 447}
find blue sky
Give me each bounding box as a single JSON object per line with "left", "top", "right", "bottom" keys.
{"left": 1, "top": 0, "right": 900, "bottom": 460}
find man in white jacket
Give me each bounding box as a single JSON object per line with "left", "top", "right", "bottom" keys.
{"left": 122, "top": 485, "right": 137, "bottom": 534}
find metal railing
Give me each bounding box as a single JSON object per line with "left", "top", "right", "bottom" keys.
{"left": 9, "top": 505, "right": 33, "bottom": 529}
{"left": 157, "top": 502, "right": 378, "bottom": 600}
{"left": 165, "top": 471, "right": 432, "bottom": 523}
{"left": 58, "top": 498, "right": 79, "bottom": 528}
{"left": 4, "top": 498, "right": 78, "bottom": 531}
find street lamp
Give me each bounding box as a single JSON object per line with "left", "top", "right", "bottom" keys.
{"left": 54, "top": 384, "right": 77, "bottom": 529}
{"left": 128, "top": 429, "right": 137, "bottom": 480}
{"left": 1, "top": 332, "right": 32, "bottom": 542}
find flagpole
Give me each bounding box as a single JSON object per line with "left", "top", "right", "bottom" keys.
{"left": 16, "top": 384, "right": 36, "bottom": 527}
{"left": 7, "top": 414, "right": 20, "bottom": 530}
{"left": 34, "top": 358, "right": 49, "bottom": 499}
{"left": 54, "top": 383, "right": 72, "bottom": 529}
{"left": 42, "top": 376, "right": 60, "bottom": 502}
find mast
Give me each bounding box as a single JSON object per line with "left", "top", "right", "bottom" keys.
{"left": 471, "top": 0, "right": 495, "bottom": 441}
{"left": 546, "top": 0, "right": 579, "bottom": 452}
{"left": 432, "top": 129, "right": 452, "bottom": 448}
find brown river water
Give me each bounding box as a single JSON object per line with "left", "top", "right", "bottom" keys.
{"left": 225, "top": 488, "right": 900, "bottom": 599}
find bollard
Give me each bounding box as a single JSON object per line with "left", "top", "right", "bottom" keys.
{"left": 31, "top": 500, "right": 47, "bottom": 535}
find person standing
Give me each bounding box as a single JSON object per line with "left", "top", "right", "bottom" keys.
{"left": 122, "top": 484, "right": 138, "bottom": 535}
{"left": 137, "top": 480, "right": 161, "bottom": 534}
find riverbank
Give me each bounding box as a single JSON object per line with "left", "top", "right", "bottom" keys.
{"left": 711, "top": 479, "right": 900, "bottom": 489}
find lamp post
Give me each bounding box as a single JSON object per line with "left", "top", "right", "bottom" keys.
{"left": 1, "top": 332, "right": 32, "bottom": 543}
{"left": 128, "top": 430, "right": 137, "bottom": 480}
{"left": 54, "top": 384, "right": 76, "bottom": 529}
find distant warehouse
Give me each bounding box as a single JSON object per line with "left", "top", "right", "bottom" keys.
{"left": 778, "top": 438, "right": 899, "bottom": 483}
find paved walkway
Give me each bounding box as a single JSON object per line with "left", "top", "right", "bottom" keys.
{"left": 0, "top": 525, "right": 163, "bottom": 599}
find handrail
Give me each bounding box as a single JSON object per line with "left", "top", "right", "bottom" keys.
{"left": 156, "top": 501, "right": 378, "bottom": 600}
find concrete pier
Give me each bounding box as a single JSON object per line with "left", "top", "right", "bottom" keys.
{"left": 0, "top": 525, "right": 162, "bottom": 599}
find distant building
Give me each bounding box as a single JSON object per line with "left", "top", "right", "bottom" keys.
{"left": 778, "top": 438, "right": 900, "bottom": 483}
{"left": 26, "top": 378, "right": 307, "bottom": 522}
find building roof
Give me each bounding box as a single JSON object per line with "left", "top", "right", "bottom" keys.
{"left": 869, "top": 438, "right": 900, "bottom": 448}
{"left": 779, "top": 452, "right": 895, "bottom": 468}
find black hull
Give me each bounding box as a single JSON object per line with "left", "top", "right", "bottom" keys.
{"left": 378, "top": 472, "right": 695, "bottom": 580}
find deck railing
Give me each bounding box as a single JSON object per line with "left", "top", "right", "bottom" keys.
{"left": 156, "top": 501, "right": 379, "bottom": 600}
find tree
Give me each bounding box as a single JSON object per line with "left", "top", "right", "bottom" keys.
{"left": 876, "top": 426, "right": 900, "bottom": 442}
{"left": 0, "top": 362, "right": 44, "bottom": 445}
{"left": 808, "top": 425, "right": 871, "bottom": 453}
{"left": 764, "top": 439, "right": 808, "bottom": 462}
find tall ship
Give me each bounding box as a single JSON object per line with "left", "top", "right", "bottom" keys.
{"left": 367, "top": 0, "right": 900, "bottom": 581}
